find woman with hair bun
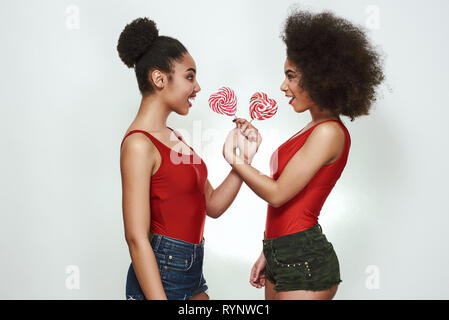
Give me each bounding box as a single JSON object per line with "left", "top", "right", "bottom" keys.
{"left": 118, "top": 18, "right": 257, "bottom": 300}
{"left": 223, "top": 9, "right": 384, "bottom": 299}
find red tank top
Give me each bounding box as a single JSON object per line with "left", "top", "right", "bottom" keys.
{"left": 265, "top": 120, "right": 351, "bottom": 239}
{"left": 120, "top": 127, "right": 208, "bottom": 244}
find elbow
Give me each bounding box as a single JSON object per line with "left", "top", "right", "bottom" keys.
{"left": 269, "top": 201, "right": 281, "bottom": 208}
{"left": 268, "top": 196, "right": 283, "bottom": 208}
{"left": 206, "top": 211, "right": 217, "bottom": 219}
{"left": 125, "top": 237, "right": 138, "bottom": 248}
{"left": 125, "top": 235, "right": 149, "bottom": 248}
{"left": 206, "top": 202, "right": 226, "bottom": 219}
{"left": 267, "top": 185, "right": 285, "bottom": 208}
{"left": 206, "top": 208, "right": 224, "bottom": 219}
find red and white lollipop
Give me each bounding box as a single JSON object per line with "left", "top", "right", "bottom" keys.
{"left": 208, "top": 87, "right": 237, "bottom": 118}
{"left": 249, "top": 92, "right": 277, "bottom": 123}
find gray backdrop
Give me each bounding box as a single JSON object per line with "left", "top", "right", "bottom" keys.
{"left": 1, "top": 0, "right": 448, "bottom": 299}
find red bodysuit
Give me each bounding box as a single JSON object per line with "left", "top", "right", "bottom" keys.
{"left": 121, "top": 127, "right": 208, "bottom": 244}
{"left": 265, "top": 120, "right": 351, "bottom": 239}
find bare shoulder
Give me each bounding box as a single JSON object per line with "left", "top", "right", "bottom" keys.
{"left": 121, "top": 132, "right": 157, "bottom": 154}
{"left": 309, "top": 121, "right": 345, "bottom": 143}
{"left": 306, "top": 121, "right": 345, "bottom": 164}
{"left": 120, "top": 132, "right": 158, "bottom": 171}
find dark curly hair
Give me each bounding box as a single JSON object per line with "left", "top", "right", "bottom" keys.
{"left": 282, "top": 10, "right": 385, "bottom": 121}
{"left": 117, "top": 17, "right": 188, "bottom": 95}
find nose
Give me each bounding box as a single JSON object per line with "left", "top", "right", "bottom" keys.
{"left": 195, "top": 80, "right": 201, "bottom": 93}
{"left": 280, "top": 78, "right": 288, "bottom": 92}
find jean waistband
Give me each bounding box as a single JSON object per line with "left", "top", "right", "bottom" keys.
{"left": 150, "top": 232, "right": 205, "bottom": 252}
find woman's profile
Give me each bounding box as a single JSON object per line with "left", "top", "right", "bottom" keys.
{"left": 118, "top": 17, "right": 257, "bottom": 300}
{"left": 223, "top": 9, "right": 384, "bottom": 300}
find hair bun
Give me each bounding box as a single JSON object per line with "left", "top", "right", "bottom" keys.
{"left": 117, "top": 17, "right": 159, "bottom": 68}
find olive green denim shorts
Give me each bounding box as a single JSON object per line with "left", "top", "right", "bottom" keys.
{"left": 263, "top": 223, "right": 342, "bottom": 292}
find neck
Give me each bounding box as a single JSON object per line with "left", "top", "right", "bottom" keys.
{"left": 133, "top": 94, "right": 171, "bottom": 131}
{"left": 309, "top": 104, "right": 340, "bottom": 123}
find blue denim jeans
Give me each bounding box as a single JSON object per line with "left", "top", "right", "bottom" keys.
{"left": 126, "top": 233, "right": 208, "bottom": 300}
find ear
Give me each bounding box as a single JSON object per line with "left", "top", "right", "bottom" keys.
{"left": 149, "top": 69, "right": 167, "bottom": 90}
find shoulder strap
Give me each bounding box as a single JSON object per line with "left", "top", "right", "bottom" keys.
{"left": 167, "top": 126, "right": 195, "bottom": 152}
{"left": 120, "top": 130, "right": 165, "bottom": 152}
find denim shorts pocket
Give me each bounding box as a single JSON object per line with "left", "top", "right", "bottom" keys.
{"left": 163, "top": 251, "right": 194, "bottom": 272}
{"left": 154, "top": 252, "right": 166, "bottom": 260}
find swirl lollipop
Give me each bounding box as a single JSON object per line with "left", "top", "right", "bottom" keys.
{"left": 208, "top": 87, "right": 237, "bottom": 119}
{"left": 249, "top": 92, "right": 277, "bottom": 123}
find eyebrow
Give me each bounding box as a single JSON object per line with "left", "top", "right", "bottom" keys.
{"left": 285, "top": 69, "right": 296, "bottom": 75}
{"left": 186, "top": 68, "right": 196, "bottom": 74}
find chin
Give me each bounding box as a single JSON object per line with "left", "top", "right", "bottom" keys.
{"left": 174, "top": 108, "right": 189, "bottom": 116}
{"left": 292, "top": 106, "right": 303, "bottom": 113}
{"left": 293, "top": 104, "right": 307, "bottom": 113}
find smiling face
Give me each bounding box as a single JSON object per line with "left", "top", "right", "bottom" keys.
{"left": 280, "top": 58, "right": 316, "bottom": 113}
{"left": 162, "top": 53, "right": 201, "bottom": 115}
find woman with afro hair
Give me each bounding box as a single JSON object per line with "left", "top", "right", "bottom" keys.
{"left": 118, "top": 18, "right": 255, "bottom": 300}
{"left": 223, "top": 9, "right": 384, "bottom": 299}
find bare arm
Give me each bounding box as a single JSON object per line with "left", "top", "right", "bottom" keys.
{"left": 171, "top": 127, "right": 246, "bottom": 219}
{"left": 204, "top": 120, "right": 263, "bottom": 218}
{"left": 228, "top": 121, "right": 345, "bottom": 208}
{"left": 204, "top": 170, "right": 244, "bottom": 219}
{"left": 121, "top": 134, "right": 166, "bottom": 300}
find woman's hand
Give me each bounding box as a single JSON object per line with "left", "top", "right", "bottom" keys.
{"left": 223, "top": 118, "right": 262, "bottom": 165}
{"left": 222, "top": 127, "right": 243, "bottom": 165}
{"left": 250, "top": 251, "right": 267, "bottom": 289}
{"left": 235, "top": 118, "right": 262, "bottom": 164}
{"left": 224, "top": 118, "right": 261, "bottom": 164}
{"left": 234, "top": 118, "right": 262, "bottom": 143}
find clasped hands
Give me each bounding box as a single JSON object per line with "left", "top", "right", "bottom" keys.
{"left": 222, "top": 118, "right": 263, "bottom": 166}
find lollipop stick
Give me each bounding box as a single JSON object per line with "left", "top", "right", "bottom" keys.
{"left": 249, "top": 119, "right": 254, "bottom": 124}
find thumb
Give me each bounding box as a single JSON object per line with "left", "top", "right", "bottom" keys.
{"left": 252, "top": 265, "right": 261, "bottom": 280}
{"left": 250, "top": 265, "right": 257, "bottom": 280}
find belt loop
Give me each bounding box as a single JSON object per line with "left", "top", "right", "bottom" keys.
{"left": 153, "top": 233, "right": 161, "bottom": 251}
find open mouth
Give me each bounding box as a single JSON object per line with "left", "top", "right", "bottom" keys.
{"left": 188, "top": 94, "right": 196, "bottom": 107}
{"left": 287, "top": 96, "right": 295, "bottom": 105}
